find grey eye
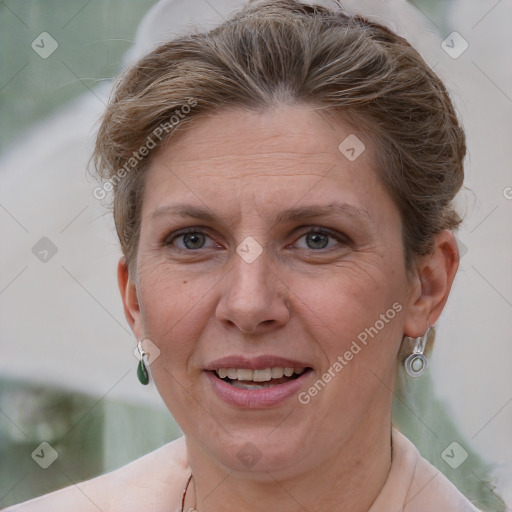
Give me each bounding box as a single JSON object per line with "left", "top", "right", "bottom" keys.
{"left": 305, "top": 232, "right": 329, "bottom": 249}
{"left": 169, "top": 231, "right": 216, "bottom": 250}
{"left": 295, "top": 230, "right": 341, "bottom": 250}
{"left": 181, "top": 232, "right": 206, "bottom": 249}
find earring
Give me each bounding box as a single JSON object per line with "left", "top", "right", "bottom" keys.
{"left": 136, "top": 340, "right": 149, "bottom": 385}
{"left": 404, "top": 328, "right": 430, "bottom": 377}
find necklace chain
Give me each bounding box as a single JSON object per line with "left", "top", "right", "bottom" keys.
{"left": 179, "top": 473, "right": 197, "bottom": 512}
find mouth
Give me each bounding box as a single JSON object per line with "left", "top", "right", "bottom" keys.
{"left": 211, "top": 366, "right": 311, "bottom": 389}
{"left": 204, "top": 355, "right": 314, "bottom": 407}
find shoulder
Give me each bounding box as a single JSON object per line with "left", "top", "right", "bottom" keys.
{"left": 2, "top": 436, "right": 190, "bottom": 512}
{"left": 393, "top": 429, "right": 482, "bottom": 512}
{"left": 371, "top": 428, "right": 482, "bottom": 512}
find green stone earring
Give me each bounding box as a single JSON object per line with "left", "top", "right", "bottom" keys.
{"left": 136, "top": 341, "right": 149, "bottom": 385}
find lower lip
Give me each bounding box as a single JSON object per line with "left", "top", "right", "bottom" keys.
{"left": 205, "top": 370, "right": 312, "bottom": 408}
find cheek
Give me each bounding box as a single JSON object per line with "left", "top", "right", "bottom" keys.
{"left": 136, "top": 264, "right": 214, "bottom": 423}
{"left": 136, "top": 261, "right": 212, "bottom": 366}
{"left": 291, "top": 259, "right": 407, "bottom": 366}
{"left": 293, "top": 266, "right": 407, "bottom": 416}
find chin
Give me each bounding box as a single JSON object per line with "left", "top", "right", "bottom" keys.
{"left": 201, "top": 426, "right": 313, "bottom": 477}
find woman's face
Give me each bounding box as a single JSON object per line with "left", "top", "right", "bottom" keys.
{"left": 124, "top": 105, "right": 423, "bottom": 475}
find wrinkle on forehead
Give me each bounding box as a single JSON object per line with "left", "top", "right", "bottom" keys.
{"left": 158, "top": 105, "right": 362, "bottom": 160}
{"left": 159, "top": 153, "right": 338, "bottom": 179}
{"left": 141, "top": 105, "right": 392, "bottom": 234}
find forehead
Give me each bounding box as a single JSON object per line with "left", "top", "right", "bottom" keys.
{"left": 141, "top": 105, "right": 395, "bottom": 226}
{"left": 151, "top": 105, "right": 365, "bottom": 174}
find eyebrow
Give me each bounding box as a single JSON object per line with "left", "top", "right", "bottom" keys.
{"left": 149, "top": 202, "right": 372, "bottom": 226}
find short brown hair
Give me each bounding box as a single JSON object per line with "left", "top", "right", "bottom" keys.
{"left": 92, "top": 0, "right": 466, "bottom": 277}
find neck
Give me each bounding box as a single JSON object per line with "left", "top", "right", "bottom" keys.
{"left": 184, "top": 395, "right": 393, "bottom": 512}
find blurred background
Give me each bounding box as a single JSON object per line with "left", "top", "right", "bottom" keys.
{"left": 0, "top": 0, "right": 511, "bottom": 510}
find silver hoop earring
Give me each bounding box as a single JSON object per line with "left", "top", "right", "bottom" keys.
{"left": 404, "top": 329, "right": 430, "bottom": 377}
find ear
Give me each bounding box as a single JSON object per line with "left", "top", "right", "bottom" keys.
{"left": 403, "top": 230, "right": 460, "bottom": 337}
{"left": 117, "top": 256, "right": 143, "bottom": 340}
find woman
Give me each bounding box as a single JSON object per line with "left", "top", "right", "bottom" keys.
{"left": 5, "top": 0, "right": 504, "bottom": 510}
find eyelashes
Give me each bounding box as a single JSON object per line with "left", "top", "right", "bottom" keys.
{"left": 165, "top": 227, "right": 351, "bottom": 252}
{"left": 168, "top": 230, "right": 216, "bottom": 251}
{"left": 293, "top": 229, "right": 348, "bottom": 251}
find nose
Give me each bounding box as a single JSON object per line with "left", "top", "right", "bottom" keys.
{"left": 215, "top": 249, "right": 290, "bottom": 335}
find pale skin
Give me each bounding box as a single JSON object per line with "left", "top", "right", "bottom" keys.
{"left": 114, "top": 105, "right": 459, "bottom": 512}
{"left": 5, "top": 104, "right": 458, "bottom": 512}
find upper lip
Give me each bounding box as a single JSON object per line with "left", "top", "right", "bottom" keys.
{"left": 204, "top": 355, "right": 312, "bottom": 371}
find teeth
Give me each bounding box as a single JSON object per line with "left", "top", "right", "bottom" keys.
{"left": 253, "top": 368, "right": 272, "bottom": 382}
{"left": 237, "top": 369, "right": 253, "bottom": 381}
{"left": 216, "top": 367, "right": 306, "bottom": 381}
{"left": 271, "top": 367, "right": 282, "bottom": 378}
